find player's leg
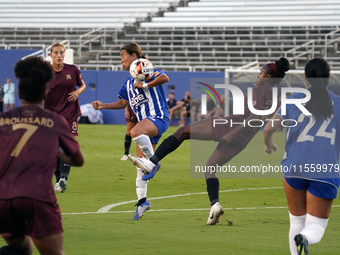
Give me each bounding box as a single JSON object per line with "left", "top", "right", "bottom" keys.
{"left": 295, "top": 182, "right": 334, "bottom": 255}
{"left": 133, "top": 143, "right": 155, "bottom": 220}
{"left": 32, "top": 234, "right": 64, "bottom": 255}
{"left": 56, "top": 120, "right": 79, "bottom": 192}
{"left": 152, "top": 117, "right": 215, "bottom": 163}
{"left": 283, "top": 178, "right": 308, "bottom": 255}
{"left": 121, "top": 121, "right": 135, "bottom": 161}
{"left": 2, "top": 236, "right": 33, "bottom": 255}
{"left": 130, "top": 119, "right": 158, "bottom": 159}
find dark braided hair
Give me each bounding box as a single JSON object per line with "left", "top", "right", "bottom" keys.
{"left": 14, "top": 56, "right": 54, "bottom": 103}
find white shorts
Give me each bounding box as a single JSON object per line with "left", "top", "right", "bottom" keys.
{"left": 3, "top": 94, "right": 15, "bottom": 104}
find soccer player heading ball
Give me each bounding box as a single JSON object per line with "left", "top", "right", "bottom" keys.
{"left": 129, "top": 57, "right": 290, "bottom": 225}
{"left": 92, "top": 43, "right": 170, "bottom": 220}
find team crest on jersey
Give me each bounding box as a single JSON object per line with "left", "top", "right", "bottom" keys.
{"left": 66, "top": 74, "right": 72, "bottom": 79}
{"left": 130, "top": 94, "right": 149, "bottom": 108}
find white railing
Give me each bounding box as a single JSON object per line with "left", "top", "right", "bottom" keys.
{"left": 285, "top": 40, "right": 315, "bottom": 61}
{"left": 78, "top": 27, "right": 107, "bottom": 58}
{"left": 0, "top": 43, "right": 8, "bottom": 49}
{"left": 324, "top": 28, "right": 340, "bottom": 59}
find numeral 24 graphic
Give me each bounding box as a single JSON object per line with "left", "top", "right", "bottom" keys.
{"left": 11, "top": 124, "right": 38, "bottom": 157}
{"left": 297, "top": 113, "right": 336, "bottom": 145}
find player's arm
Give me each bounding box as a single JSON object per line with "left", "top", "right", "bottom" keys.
{"left": 58, "top": 147, "right": 84, "bottom": 166}
{"left": 92, "top": 98, "right": 128, "bottom": 110}
{"left": 263, "top": 113, "right": 282, "bottom": 154}
{"left": 134, "top": 74, "right": 169, "bottom": 89}
{"left": 68, "top": 80, "right": 86, "bottom": 102}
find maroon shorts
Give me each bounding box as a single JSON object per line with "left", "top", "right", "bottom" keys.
{"left": 211, "top": 117, "right": 252, "bottom": 163}
{"left": 69, "top": 119, "right": 78, "bottom": 136}
{"left": 0, "top": 198, "right": 63, "bottom": 240}
{"left": 126, "top": 105, "right": 138, "bottom": 124}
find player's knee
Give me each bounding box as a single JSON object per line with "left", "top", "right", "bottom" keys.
{"left": 174, "top": 126, "right": 189, "bottom": 141}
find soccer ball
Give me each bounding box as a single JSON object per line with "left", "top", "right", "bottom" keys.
{"left": 129, "top": 59, "right": 154, "bottom": 82}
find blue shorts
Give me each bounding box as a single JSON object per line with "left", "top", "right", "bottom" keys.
{"left": 284, "top": 177, "right": 338, "bottom": 200}
{"left": 147, "top": 116, "right": 170, "bottom": 144}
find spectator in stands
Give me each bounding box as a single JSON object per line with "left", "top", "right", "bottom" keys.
{"left": 44, "top": 42, "right": 86, "bottom": 193}
{"left": 4, "top": 78, "right": 15, "bottom": 112}
{"left": 0, "top": 56, "right": 84, "bottom": 255}
{"left": 178, "top": 91, "right": 191, "bottom": 127}
{"left": 0, "top": 82, "right": 4, "bottom": 112}
{"left": 196, "top": 96, "right": 218, "bottom": 120}
{"left": 167, "top": 92, "right": 178, "bottom": 121}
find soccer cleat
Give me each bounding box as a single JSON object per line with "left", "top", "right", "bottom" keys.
{"left": 132, "top": 200, "right": 151, "bottom": 220}
{"left": 142, "top": 162, "right": 161, "bottom": 180}
{"left": 206, "top": 202, "right": 224, "bottom": 225}
{"left": 128, "top": 155, "right": 154, "bottom": 174}
{"left": 54, "top": 182, "right": 62, "bottom": 192}
{"left": 295, "top": 234, "right": 309, "bottom": 255}
{"left": 58, "top": 178, "right": 67, "bottom": 193}
{"left": 121, "top": 154, "right": 129, "bottom": 161}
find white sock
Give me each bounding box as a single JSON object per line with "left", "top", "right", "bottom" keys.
{"left": 300, "top": 213, "right": 328, "bottom": 246}
{"left": 136, "top": 166, "right": 148, "bottom": 201}
{"left": 289, "top": 212, "right": 306, "bottom": 255}
{"left": 133, "top": 134, "right": 154, "bottom": 159}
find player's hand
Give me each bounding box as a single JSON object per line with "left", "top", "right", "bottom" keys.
{"left": 92, "top": 100, "right": 104, "bottom": 110}
{"left": 220, "top": 132, "right": 235, "bottom": 146}
{"left": 264, "top": 143, "right": 277, "bottom": 154}
{"left": 68, "top": 90, "right": 80, "bottom": 102}
{"left": 133, "top": 81, "right": 144, "bottom": 89}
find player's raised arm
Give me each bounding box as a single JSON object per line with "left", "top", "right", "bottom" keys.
{"left": 263, "top": 113, "right": 281, "bottom": 154}
{"left": 92, "top": 98, "right": 128, "bottom": 110}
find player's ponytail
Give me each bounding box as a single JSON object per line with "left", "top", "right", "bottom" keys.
{"left": 14, "top": 56, "right": 54, "bottom": 102}
{"left": 305, "top": 58, "right": 333, "bottom": 120}
{"left": 263, "top": 57, "right": 289, "bottom": 85}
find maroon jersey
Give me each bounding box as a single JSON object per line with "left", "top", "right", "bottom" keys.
{"left": 213, "top": 84, "right": 274, "bottom": 148}
{"left": 0, "top": 106, "right": 80, "bottom": 203}
{"left": 44, "top": 63, "right": 83, "bottom": 122}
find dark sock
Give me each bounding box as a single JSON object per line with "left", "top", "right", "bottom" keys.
{"left": 150, "top": 135, "right": 181, "bottom": 164}
{"left": 55, "top": 157, "right": 61, "bottom": 183}
{"left": 0, "top": 246, "right": 26, "bottom": 255}
{"left": 136, "top": 197, "right": 146, "bottom": 206}
{"left": 124, "top": 134, "right": 132, "bottom": 155}
{"left": 206, "top": 178, "right": 219, "bottom": 206}
{"left": 59, "top": 157, "right": 71, "bottom": 180}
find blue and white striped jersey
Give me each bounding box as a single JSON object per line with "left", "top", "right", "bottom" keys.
{"left": 277, "top": 89, "right": 340, "bottom": 188}
{"left": 118, "top": 68, "right": 169, "bottom": 122}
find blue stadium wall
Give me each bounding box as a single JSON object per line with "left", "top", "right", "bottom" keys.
{"left": 1, "top": 50, "right": 224, "bottom": 124}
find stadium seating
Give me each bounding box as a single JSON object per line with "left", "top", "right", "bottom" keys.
{"left": 0, "top": 0, "right": 180, "bottom": 28}
{"left": 1, "top": 0, "right": 340, "bottom": 70}
{"left": 141, "top": 0, "right": 340, "bottom": 29}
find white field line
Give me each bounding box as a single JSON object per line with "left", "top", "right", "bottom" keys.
{"left": 96, "top": 187, "right": 283, "bottom": 213}
{"left": 62, "top": 187, "right": 282, "bottom": 215}
{"left": 62, "top": 205, "right": 340, "bottom": 216}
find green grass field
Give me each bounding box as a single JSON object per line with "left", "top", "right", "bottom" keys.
{"left": 1, "top": 124, "right": 340, "bottom": 254}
